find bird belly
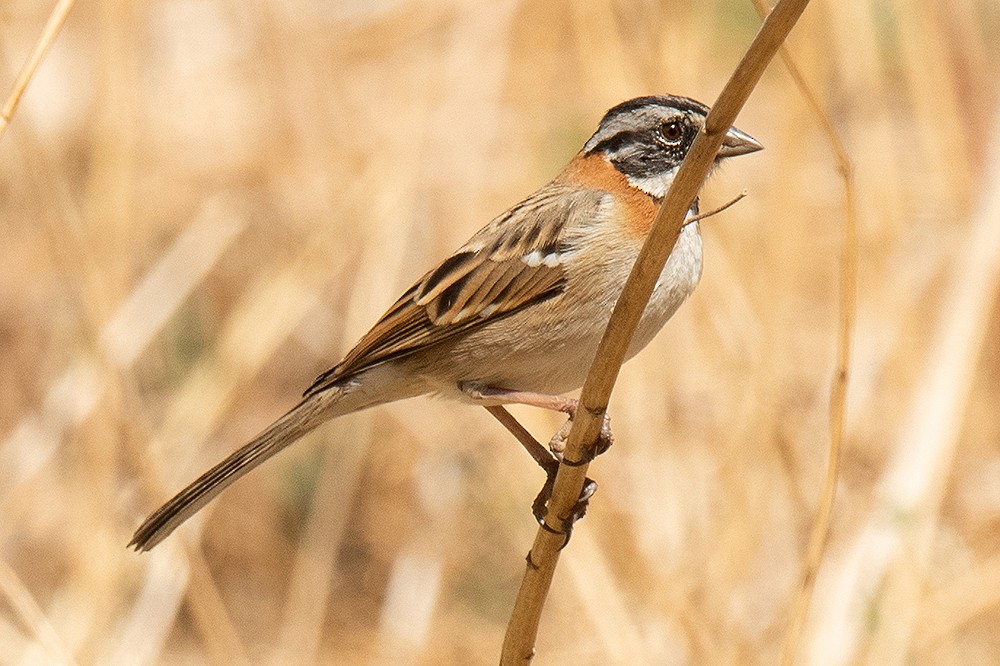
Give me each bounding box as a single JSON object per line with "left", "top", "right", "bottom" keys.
{"left": 627, "top": 222, "right": 703, "bottom": 359}
{"left": 423, "top": 223, "right": 702, "bottom": 399}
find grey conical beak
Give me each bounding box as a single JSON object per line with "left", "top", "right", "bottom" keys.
{"left": 717, "top": 126, "right": 763, "bottom": 158}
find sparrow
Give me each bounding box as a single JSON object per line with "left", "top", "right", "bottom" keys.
{"left": 129, "top": 95, "right": 761, "bottom": 551}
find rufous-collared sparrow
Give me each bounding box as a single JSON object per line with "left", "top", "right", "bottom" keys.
{"left": 130, "top": 95, "right": 761, "bottom": 550}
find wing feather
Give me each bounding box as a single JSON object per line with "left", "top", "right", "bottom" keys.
{"left": 303, "top": 184, "right": 604, "bottom": 397}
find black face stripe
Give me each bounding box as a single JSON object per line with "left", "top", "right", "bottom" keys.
{"left": 610, "top": 152, "right": 681, "bottom": 180}
{"left": 585, "top": 99, "right": 705, "bottom": 182}
{"left": 587, "top": 130, "right": 647, "bottom": 157}
{"left": 611, "top": 121, "right": 697, "bottom": 178}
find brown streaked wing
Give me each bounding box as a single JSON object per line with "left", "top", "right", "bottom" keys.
{"left": 303, "top": 184, "right": 603, "bottom": 397}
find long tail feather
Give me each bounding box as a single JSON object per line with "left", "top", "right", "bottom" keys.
{"left": 129, "top": 390, "right": 341, "bottom": 551}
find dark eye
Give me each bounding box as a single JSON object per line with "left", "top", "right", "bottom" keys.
{"left": 660, "top": 120, "right": 683, "bottom": 142}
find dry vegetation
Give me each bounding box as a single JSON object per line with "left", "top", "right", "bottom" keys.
{"left": 2, "top": 0, "right": 1000, "bottom": 663}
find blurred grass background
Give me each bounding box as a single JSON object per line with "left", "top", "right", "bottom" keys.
{"left": 2, "top": 0, "right": 1000, "bottom": 663}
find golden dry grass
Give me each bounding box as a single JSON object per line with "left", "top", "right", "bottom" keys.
{"left": 2, "top": 0, "right": 999, "bottom": 663}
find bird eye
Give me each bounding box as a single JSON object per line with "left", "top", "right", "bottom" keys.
{"left": 660, "top": 120, "right": 683, "bottom": 142}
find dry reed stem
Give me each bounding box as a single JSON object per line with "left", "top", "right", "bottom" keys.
{"left": 807, "top": 98, "right": 1000, "bottom": 664}
{"left": 3, "top": 1, "right": 996, "bottom": 661}
{"left": 745, "top": 0, "right": 859, "bottom": 661}
{"left": 500, "top": 0, "right": 812, "bottom": 661}
{"left": 0, "top": 556, "right": 76, "bottom": 664}
{"left": 266, "top": 201, "right": 428, "bottom": 661}
{"left": 0, "top": 0, "right": 77, "bottom": 142}
{"left": 102, "top": 206, "right": 251, "bottom": 662}
{"left": 562, "top": 530, "right": 647, "bottom": 661}
{"left": 106, "top": 546, "right": 187, "bottom": 663}
{"left": 0, "top": 199, "right": 248, "bottom": 661}
{"left": 271, "top": 419, "right": 371, "bottom": 663}
{"left": 123, "top": 217, "right": 354, "bottom": 661}
{"left": 914, "top": 552, "right": 1000, "bottom": 652}
{"left": 864, "top": 101, "right": 1000, "bottom": 663}
{"left": 183, "top": 551, "right": 252, "bottom": 665}
{"left": 126, "top": 156, "right": 418, "bottom": 660}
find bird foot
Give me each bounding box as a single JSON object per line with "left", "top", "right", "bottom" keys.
{"left": 547, "top": 409, "right": 614, "bottom": 463}
{"left": 531, "top": 469, "right": 598, "bottom": 548}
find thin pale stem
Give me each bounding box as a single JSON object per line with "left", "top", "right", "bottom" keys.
{"left": 484, "top": 405, "right": 557, "bottom": 473}
{"left": 0, "top": 0, "right": 78, "bottom": 142}
{"left": 743, "top": 0, "right": 858, "bottom": 661}
{"left": 500, "top": 0, "right": 813, "bottom": 661}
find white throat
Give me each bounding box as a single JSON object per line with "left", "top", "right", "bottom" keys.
{"left": 623, "top": 170, "right": 677, "bottom": 200}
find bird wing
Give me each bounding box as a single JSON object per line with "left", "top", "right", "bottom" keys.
{"left": 303, "top": 184, "right": 604, "bottom": 396}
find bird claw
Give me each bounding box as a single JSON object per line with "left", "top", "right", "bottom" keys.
{"left": 547, "top": 411, "right": 614, "bottom": 463}
{"left": 529, "top": 408, "right": 613, "bottom": 546}
{"left": 484, "top": 400, "right": 613, "bottom": 547}
{"left": 531, "top": 467, "right": 598, "bottom": 548}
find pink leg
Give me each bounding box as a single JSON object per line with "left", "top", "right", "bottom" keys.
{"left": 482, "top": 404, "right": 597, "bottom": 537}
{"left": 464, "top": 383, "right": 613, "bottom": 460}
{"left": 461, "top": 384, "right": 578, "bottom": 414}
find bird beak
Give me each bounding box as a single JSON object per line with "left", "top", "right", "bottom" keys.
{"left": 717, "top": 126, "right": 763, "bottom": 158}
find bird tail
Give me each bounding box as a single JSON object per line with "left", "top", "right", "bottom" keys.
{"left": 130, "top": 383, "right": 370, "bottom": 551}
